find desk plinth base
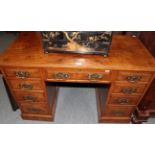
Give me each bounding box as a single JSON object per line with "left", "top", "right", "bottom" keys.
{"left": 21, "top": 113, "right": 54, "bottom": 122}
{"left": 99, "top": 117, "right": 131, "bottom": 123}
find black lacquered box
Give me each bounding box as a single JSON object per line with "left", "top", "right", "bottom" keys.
{"left": 41, "top": 31, "right": 112, "bottom": 56}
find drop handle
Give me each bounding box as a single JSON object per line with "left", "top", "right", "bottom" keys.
{"left": 15, "top": 71, "right": 30, "bottom": 78}
{"left": 126, "top": 75, "right": 142, "bottom": 82}
{"left": 54, "top": 72, "right": 70, "bottom": 79}
{"left": 111, "top": 110, "right": 125, "bottom": 116}
{"left": 18, "top": 83, "right": 33, "bottom": 90}
{"left": 27, "top": 108, "right": 44, "bottom": 113}
{"left": 117, "top": 98, "right": 130, "bottom": 104}
{"left": 23, "top": 96, "right": 37, "bottom": 102}
{"left": 88, "top": 73, "right": 103, "bottom": 80}
{"left": 121, "top": 87, "right": 136, "bottom": 94}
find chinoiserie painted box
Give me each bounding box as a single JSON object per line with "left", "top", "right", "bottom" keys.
{"left": 41, "top": 31, "right": 112, "bottom": 56}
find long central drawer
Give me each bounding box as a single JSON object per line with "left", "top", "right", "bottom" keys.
{"left": 46, "top": 68, "right": 111, "bottom": 82}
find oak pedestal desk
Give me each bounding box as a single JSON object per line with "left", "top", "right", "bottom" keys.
{"left": 0, "top": 32, "right": 155, "bottom": 123}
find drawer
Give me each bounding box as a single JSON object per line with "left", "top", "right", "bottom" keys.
{"left": 21, "top": 103, "right": 51, "bottom": 115}
{"left": 117, "top": 71, "right": 152, "bottom": 83}
{"left": 8, "top": 79, "right": 44, "bottom": 91}
{"left": 46, "top": 69, "right": 111, "bottom": 82}
{"left": 108, "top": 94, "right": 140, "bottom": 105}
{"left": 103, "top": 105, "right": 135, "bottom": 117}
{"left": 112, "top": 83, "right": 146, "bottom": 94}
{"left": 13, "top": 91, "right": 47, "bottom": 102}
{"left": 4, "top": 68, "right": 41, "bottom": 79}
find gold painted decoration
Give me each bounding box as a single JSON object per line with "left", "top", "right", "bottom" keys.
{"left": 41, "top": 31, "right": 112, "bottom": 56}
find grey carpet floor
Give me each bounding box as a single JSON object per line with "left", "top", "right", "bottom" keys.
{"left": 0, "top": 32, "right": 154, "bottom": 124}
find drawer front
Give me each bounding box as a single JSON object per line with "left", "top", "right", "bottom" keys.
{"left": 46, "top": 69, "right": 111, "bottom": 82}
{"left": 103, "top": 105, "right": 135, "bottom": 117}
{"left": 21, "top": 103, "right": 51, "bottom": 115}
{"left": 13, "top": 91, "right": 47, "bottom": 102}
{"left": 117, "top": 71, "right": 152, "bottom": 83}
{"left": 108, "top": 94, "right": 140, "bottom": 105}
{"left": 112, "top": 83, "right": 146, "bottom": 94}
{"left": 8, "top": 79, "right": 44, "bottom": 91}
{"left": 4, "top": 68, "right": 41, "bottom": 79}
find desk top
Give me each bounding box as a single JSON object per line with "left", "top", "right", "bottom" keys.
{"left": 0, "top": 32, "right": 155, "bottom": 71}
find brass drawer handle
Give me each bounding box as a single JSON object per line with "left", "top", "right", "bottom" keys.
{"left": 27, "top": 108, "right": 44, "bottom": 113}
{"left": 126, "top": 75, "right": 142, "bottom": 82}
{"left": 18, "top": 83, "right": 33, "bottom": 90}
{"left": 54, "top": 72, "right": 70, "bottom": 79}
{"left": 117, "top": 98, "right": 130, "bottom": 104}
{"left": 15, "top": 71, "right": 30, "bottom": 78}
{"left": 88, "top": 73, "right": 103, "bottom": 80}
{"left": 23, "top": 96, "right": 37, "bottom": 102}
{"left": 111, "top": 110, "right": 125, "bottom": 116}
{"left": 121, "top": 87, "right": 136, "bottom": 94}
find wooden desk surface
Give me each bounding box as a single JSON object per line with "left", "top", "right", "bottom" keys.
{"left": 0, "top": 32, "right": 155, "bottom": 71}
